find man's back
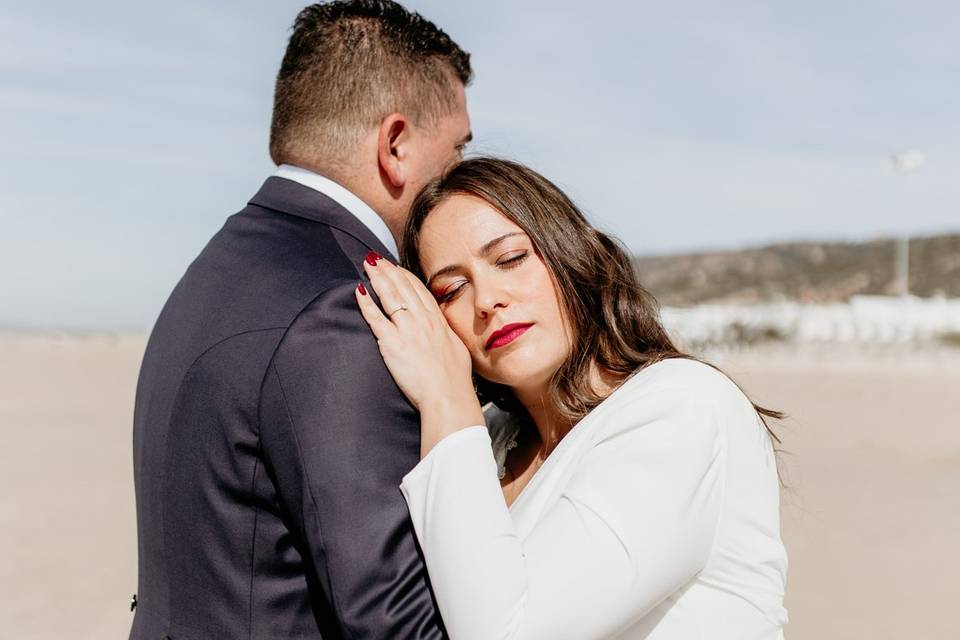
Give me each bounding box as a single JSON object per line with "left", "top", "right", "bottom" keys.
{"left": 130, "top": 177, "right": 445, "bottom": 639}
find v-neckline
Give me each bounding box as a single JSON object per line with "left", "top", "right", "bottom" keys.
{"left": 506, "top": 364, "right": 651, "bottom": 514}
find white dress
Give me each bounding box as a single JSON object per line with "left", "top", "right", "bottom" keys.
{"left": 399, "top": 358, "right": 788, "bottom": 640}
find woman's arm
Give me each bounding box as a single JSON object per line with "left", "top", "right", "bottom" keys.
{"left": 355, "top": 253, "right": 484, "bottom": 457}
{"left": 399, "top": 386, "right": 725, "bottom": 640}
{"left": 354, "top": 256, "right": 726, "bottom": 639}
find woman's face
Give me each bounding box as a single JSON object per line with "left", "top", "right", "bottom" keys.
{"left": 417, "top": 194, "right": 572, "bottom": 393}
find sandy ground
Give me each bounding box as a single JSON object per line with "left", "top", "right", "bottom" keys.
{"left": 1, "top": 333, "right": 958, "bottom": 639}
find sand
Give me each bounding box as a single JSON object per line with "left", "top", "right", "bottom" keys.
{"left": 1, "top": 333, "right": 958, "bottom": 639}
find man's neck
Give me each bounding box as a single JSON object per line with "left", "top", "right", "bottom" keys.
{"left": 274, "top": 162, "right": 400, "bottom": 257}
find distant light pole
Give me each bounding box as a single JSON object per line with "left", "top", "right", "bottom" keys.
{"left": 890, "top": 150, "right": 926, "bottom": 298}
{"left": 894, "top": 235, "right": 909, "bottom": 298}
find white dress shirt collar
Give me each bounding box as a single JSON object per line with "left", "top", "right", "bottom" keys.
{"left": 273, "top": 164, "right": 399, "bottom": 259}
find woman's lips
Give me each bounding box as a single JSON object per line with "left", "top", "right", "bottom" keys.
{"left": 485, "top": 323, "right": 534, "bottom": 350}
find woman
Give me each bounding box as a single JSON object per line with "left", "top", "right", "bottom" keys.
{"left": 354, "top": 158, "right": 788, "bottom": 639}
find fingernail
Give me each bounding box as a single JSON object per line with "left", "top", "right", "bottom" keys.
{"left": 365, "top": 250, "right": 383, "bottom": 266}
{"left": 357, "top": 282, "right": 367, "bottom": 295}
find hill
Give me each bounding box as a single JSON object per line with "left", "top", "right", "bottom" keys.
{"left": 633, "top": 233, "right": 960, "bottom": 306}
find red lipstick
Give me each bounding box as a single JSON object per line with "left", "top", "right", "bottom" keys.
{"left": 485, "top": 323, "right": 534, "bottom": 351}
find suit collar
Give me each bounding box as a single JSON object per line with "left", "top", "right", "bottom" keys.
{"left": 249, "top": 176, "right": 396, "bottom": 260}
{"left": 272, "top": 165, "right": 399, "bottom": 258}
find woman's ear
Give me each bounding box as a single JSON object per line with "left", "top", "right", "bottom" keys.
{"left": 377, "top": 112, "right": 409, "bottom": 189}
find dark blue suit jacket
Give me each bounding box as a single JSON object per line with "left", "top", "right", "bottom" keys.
{"left": 130, "top": 177, "right": 446, "bottom": 639}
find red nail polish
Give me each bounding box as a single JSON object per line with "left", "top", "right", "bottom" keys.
{"left": 365, "top": 250, "right": 383, "bottom": 266}
{"left": 357, "top": 282, "right": 367, "bottom": 295}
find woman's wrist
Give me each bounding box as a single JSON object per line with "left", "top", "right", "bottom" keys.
{"left": 418, "top": 392, "right": 485, "bottom": 459}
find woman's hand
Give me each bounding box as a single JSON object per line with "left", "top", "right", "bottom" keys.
{"left": 355, "top": 252, "right": 485, "bottom": 458}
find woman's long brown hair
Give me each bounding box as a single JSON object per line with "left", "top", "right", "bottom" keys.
{"left": 401, "top": 157, "right": 782, "bottom": 453}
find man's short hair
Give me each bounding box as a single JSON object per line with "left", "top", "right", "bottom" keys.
{"left": 270, "top": 0, "right": 472, "bottom": 170}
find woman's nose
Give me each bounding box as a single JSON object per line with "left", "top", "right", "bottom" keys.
{"left": 474, "top": 280, "right": 508, "bottom": 318}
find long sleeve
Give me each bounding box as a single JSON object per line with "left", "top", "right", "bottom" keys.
{"left": 260, "top": 280, "right": 446, "bottom": 639}
{"left": 399, "top": 384, "right": 727, "bottom": 640}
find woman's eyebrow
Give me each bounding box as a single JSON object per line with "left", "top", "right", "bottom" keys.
{"left": 425, "top": 232, "right": 526, "bottom": 289}
{"left": 426, "top": 264, "right": 460, "bottom": 290}
{"left": 479, "top": 232, "right": 524, "bottom": 257}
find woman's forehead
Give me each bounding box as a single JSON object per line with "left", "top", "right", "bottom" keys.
{"left": 417, "top": 196, "right": 529, "bottom": 278}
{"left": 421, "top": 195, "right": 525, "bottom": 248}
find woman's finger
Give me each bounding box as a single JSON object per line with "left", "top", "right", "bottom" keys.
{"left": 398, "top": 266, "right": 442, "bottom": 315}
{"left": 382, "top": 261, "right": 431, "bottom": 313}
{"left": 369, "top": 257, "right": 427, "bottom": 311}
{"left": 363, "top": 256, "right": 426, "bottom": 324}
{"left": 354, "top": 282, "right": 396, "bottom": 339}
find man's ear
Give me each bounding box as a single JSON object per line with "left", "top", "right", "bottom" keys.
{"left": 377, "top": 113, "right": 409, "bottom": 189}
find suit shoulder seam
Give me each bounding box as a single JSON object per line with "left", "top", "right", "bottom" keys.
{"left": 182, "top": 327, "right": 289, "bottom": 379}
{"left": 268, "top": 361, "right": 358, "bottom": 640}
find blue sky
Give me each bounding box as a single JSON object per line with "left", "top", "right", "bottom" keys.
{"left": 2, "top": 1, "right": 958, "bottom": 329}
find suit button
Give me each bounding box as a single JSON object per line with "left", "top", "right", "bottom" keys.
{"left": 130, "top": 594, "right": 137, "bottom": 611}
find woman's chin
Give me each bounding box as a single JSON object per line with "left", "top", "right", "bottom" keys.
{"left": 475, "top": 339, "right": 566, "bottom": 392}
{"left": 480, "top": 364, "right": 557, "bottom": 396}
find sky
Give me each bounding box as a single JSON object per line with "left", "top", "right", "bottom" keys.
{"left": 1, "top": 0, "right": 958, "bottom": 329}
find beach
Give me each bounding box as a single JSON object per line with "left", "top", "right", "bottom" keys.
{"left": 2, "top": 332, "right": 958, "bottom": 639}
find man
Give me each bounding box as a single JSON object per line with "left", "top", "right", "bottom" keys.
{"left": 130, "top": 2, "right": 472, "bottom": 638}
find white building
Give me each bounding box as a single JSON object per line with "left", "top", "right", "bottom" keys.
{"left": 660, "top": 295, "right": 960, "bottom": 348}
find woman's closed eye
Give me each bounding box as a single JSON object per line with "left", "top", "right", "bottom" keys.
{"left": 435, "top": 251, "right": 530, "bottom": 304}
{"left": 497, "top": 251, "right": 528, "bottom": 269}
{"left": 437, "top": 281, "right": 467, "bottom": 304}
